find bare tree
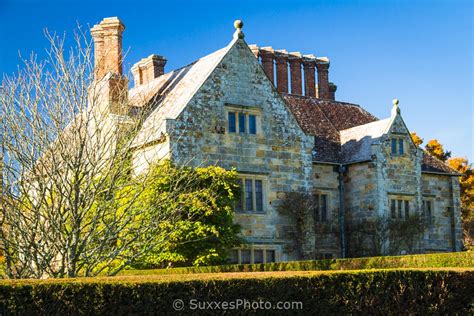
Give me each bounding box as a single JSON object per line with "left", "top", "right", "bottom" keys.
{"left": 0, "top": 26, "right": 182, "bottom": 278}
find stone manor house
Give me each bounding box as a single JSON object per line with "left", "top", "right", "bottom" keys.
{"left": 90, "top": 17, "right": 463, "bottom": 264}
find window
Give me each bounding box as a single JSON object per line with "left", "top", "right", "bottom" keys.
{"left": 315, "top": 253, "right": 333, "bottom": 260}
{"left": 227, "top": 249, "right": 239, "bottom": 264}
{"left": 241, "top": 249, "right": 251, "bottom": 264}
{"left": 390, "top": 199, "right": 410, "bottom": 220}
{"left": 391, "top": 139, "right": 397, "bottom": 154}
{"left": 228, "top": 112, "right": 236, "bottom": 133}
{"left": 254, "top": 250, "right": 264, "bottom": 264}
{"left": 314, "top": 194, "right": 328, "bottom": 222}
{"left": 391, "top": 138, "right": 405, "bottom": 156}
{"left": 236, "top": 179, "right": 243, "bottom": 212}
{"left": 265, "top": 250, "right": 275, "bottom": 263}
{"left": 249, "top": 115, "right": 257, "bottom": 134}
{"left": 236, "top": 177, "right": 265, "bottom": 213}
{"left": 398, "top": 139, "right": 404, "bottom": 155}
{"left": 423, "top": 200, "right": 433, "bottom": 226}
{"left": 226, "top": 109, "right": 259, "bottom": 135}
{"left": 245, "top": 179, "right": 253, "bottom": 211}
{"left": 238, "top": 113, "right": 246, "bottom": 133}
{"left": 230, "top": 249, "right": 276, "bottom": 264}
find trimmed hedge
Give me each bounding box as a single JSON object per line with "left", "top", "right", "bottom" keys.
{"left": 120, "top": 251, "right": 474, "bottom": 276}
{"left": 0, "top": 269, "right": 472, "bottom": 314}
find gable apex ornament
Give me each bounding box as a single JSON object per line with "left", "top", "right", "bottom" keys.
{"left": 233, "top": 20, "right": 244, "bottom": 39}
{"left": 391, "top": 98, "right": 400, "bottom": 116}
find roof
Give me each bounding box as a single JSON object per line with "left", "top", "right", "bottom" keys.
{"left": 283, "top": 94, "right": 378, "bottom": 163}
{"left": 130, "top": 45, "right": 232, "bottom": 148}
{"left": 128, "top": 43, "right": 457, "bottom": 175}
{"left": 339, "top": 118, "right": 392, "bottom": 163}
{"left": 421, "top": 152, "right": 460, "bottom": 175}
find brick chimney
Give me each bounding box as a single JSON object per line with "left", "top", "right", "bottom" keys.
{"left": 302, "top": 55, "right": 316, "bottom": 97}
{"left": 259, "top": 47, "right": 275, "bottom": 84}
{"left": 91, "top": 17, "right": 125, "bottom": 79}
{"left": 90, "top": 17, "right": 128, "bottom": 116}
{"left": 328, "top": 82, "right": 337, "bottom": 100}
{"left": 131, "top": 55, "right": 167, "bottom": 86}
{"left": 288, "top": 52, "right": 302, "bottom": 95}
{"left": 275, "top": 50, "right": 289, "bottom": 93}
{"left": 316, "top": 58, "right": 330, "bottom": 99}
{"left": 248, "top": 44, "right": 260, "bottom": 58}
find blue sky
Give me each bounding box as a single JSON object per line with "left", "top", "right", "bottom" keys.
{"left": 1, "top": 0, "right": 472, "bottom": 160}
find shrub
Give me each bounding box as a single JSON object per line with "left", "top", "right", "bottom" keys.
{"left": 120, "top": 251, "right": 474, "bottom": 276}
{"left": 0, "top": 269, "right": 472, "bottom": 314}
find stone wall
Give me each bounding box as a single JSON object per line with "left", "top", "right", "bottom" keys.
{"left": 421, "top": 173, "right": 462, "bottom": 252}
{"left": 167, "top": 39, "right": 314, "bottom": 262}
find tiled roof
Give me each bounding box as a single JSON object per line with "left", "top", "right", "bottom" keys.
{"left": 283, "top": 94, "right": 378, "bottom": 163}
{"left": 421, "top": 152, "right": 459, "bottom": 174}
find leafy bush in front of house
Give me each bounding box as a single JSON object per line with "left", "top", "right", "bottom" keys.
{"left": 0, "top": 269, "right": 472, "bottom": 314}
{"left": 125, "top": 161, "right": 242, "bottom": 268}
{"left": 120, "top": 251, "right": 474, "bottom": 276}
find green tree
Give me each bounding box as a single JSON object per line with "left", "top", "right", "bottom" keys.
{"left": 127, "top": 161, "right": 242, "bottom": 268}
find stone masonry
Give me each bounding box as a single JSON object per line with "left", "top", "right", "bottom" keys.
{"left": 90, "top": 17, "right": 463, "bottom": 263}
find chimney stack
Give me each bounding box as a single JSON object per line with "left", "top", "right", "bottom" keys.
{"left": 316, "top": 58, "right": 330, "bottom": 99}
{"left": 259, "top": 47, "right": 275, "bottom": 84}
{"left": 91, "top": 17, "right": 125, "bottom": 80}
{"left": 131, "top": 55, "right": 167, "bottom": 86}
{"left": 275, "top": 50, "right": 289, "bottom": 93}
{"left": 248, "top": 44, "right": 260, "bottom": 58}
{"left": 302, "top": 55, "right": 316, "bottom": 97}
{"left": 328, "top": 82, "right": 337, "bottom": 100}
{"left": 288, "top": 52, "right": 302, "bottom": 95}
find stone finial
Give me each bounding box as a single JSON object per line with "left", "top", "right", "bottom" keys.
{"left": 391, "top": 98, "right": 401, "bottom": 116}
{"left": 233, "top": 20, "right": 244, "bottom": 39}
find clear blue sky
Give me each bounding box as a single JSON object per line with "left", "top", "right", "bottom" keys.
{"left": 1, "top": 0, "right": 472, "bottom": 160}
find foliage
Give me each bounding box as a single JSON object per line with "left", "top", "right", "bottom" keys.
{"left": 345, "top": 215, "right": 424, "bottom": 257}
{"left": 448, "top": 157, "right": 474, "bottom": 248}
{"left": 425, "top": 139, "right": 451, "bottom": 162}
{"left": 410, "top": 132, "right": 423, "bottom": 147}
{"left": 119, "top": 251, "right": 474, "bottom": 276}
{"left": 0, "top": 269, "right": 472, "bottom": 314}
{"left": 127, "top": 161, "right": 242, "bottom": 268}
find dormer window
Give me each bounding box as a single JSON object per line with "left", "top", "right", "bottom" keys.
{"left": 391, "top": 138, "right": 404, "bottom": 156}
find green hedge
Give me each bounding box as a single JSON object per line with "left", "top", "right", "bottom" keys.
{"left": 121, "top": 251, "right": 474, "bottom": 276}
{"left": 0, "top": 269, "right": 472, "bottom": 314}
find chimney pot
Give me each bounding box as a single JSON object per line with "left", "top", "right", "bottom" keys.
{"left": 132, "top": 54, "right": 167, "bottom": 86}
{"left": 302, "top": 56, "right": 316, "bottom": 97}
{"left": 91, "top": 17, "right": 125, "bottom": 80}
{"left": 275, "top": 50, "right": 289, "bottom": 93}
{"left": 259, "top": 47, "right": 275, "bottom": 84}
{"left": 316, "top": 59, "right": 330, "bottom": 99}
{"left": 288, "top": 52, "right": 302, "bottom": 95}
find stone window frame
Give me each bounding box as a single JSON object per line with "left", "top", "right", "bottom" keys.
{"left": 313, "top": 191, "right": 331, "bottom": 222}
{"left": 235, "top": 173, "right": 268, "bottom": 214}
{"left": 390, "top": 136, "right": 405, "bottom": 156}
{"left": 227, "top": 247, "right": 277, "bottom": 264}
{"left": 225, "top": 105, "right": 262, "bottom": 136}
{"left": 388, "top": 195, "right": 412, "bottom": 220}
